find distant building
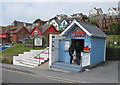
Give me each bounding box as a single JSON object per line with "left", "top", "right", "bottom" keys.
{"left": 7, "top": 26, "right": 30, "bottom": 43}
{"left": 107, "top": 7, "right": 120, "bottom": 16}
{"left": 89, "top": 7, "right": 103, "bottom": 17}
{"left": 27, "top": 24, "right": 58, "bottom": 45}
{"left": 89, "top": 15, "right": 120, "bottom": 31}
{"left": 49, "top": 19, "right": 60, "bottom": 30}
{"left": 56, "top": 14, "right": 68, "bottom": 20}
{"left": 0, "top": 27, "right": 10, "bottom": 44}
{"left": 71, "top": 13, "right": 83, "bottom": 18}
{"left": 48, "top": 14, "right": 90, "bottom": 31}
{"left": 12, "top": 20, "right": 32, "bottom": 27}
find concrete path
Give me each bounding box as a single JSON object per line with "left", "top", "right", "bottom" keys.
{"left": 0, "top": 61, "right": 119, "bottom": 83}
{"left": 37, "top": 61, "right": 49, "bottom": 70}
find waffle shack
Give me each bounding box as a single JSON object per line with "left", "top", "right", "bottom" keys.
{"left": 49, "top": 20, "right": 108, "bottom": 72}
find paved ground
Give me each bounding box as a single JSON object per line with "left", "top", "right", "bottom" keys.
{"left": 0, "top": 61, "right": 119, "bottom": 84}
{"left": 36, "top": 61, "right": 118, "bottom": 83}
{"left": 37, "top": 61, "right": 49, "bottom": 70}
{"left": 1, "top": 68, "right": 69, "bottom": 83}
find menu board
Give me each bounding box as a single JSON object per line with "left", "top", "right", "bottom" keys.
{"left": 34, "top": 38, "right": 42, "bottom": 46}
{"left": 82, "top": 52, "right": 90, "bottom": 67}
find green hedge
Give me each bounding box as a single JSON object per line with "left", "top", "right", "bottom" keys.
{"left": 106, "top": 47, "right": 120, "bottom": 61}
{"left": 103, "top": 31, "right": 113, "bottom": 35}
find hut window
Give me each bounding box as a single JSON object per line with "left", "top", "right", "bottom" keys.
{"left": 34, "top": 30, "right": 38, "bottom": 35}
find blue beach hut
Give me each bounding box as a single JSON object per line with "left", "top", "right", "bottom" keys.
{"left": 49, "top": 20, "right": 108, "bottom": 72}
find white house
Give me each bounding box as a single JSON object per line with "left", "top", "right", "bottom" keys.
{"left": 71, "top": 13, "right": 83, "bottom": 18}
{"left": 107, "top": 7, "right": 119, "bottom": 16}
{"left": 49, "top": 19, "right": 59, "bottom": 30}
{"left": 59, "top": 19, "right": 69, "bottom": 30}
{"left": 89, "top": 7, "right": 103, "bottom": 17}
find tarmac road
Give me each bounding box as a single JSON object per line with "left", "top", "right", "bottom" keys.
{"left": 1, "top": 68, "right": 119, "bottom": 85}
{"left": 1, "top": 68, "right": 69, "bottom": 83}
{"left": 1, "top": 68, "right": 96, "bottom": 85}
{"left": 0, "top": 61, "right": 119, "bottom": 85}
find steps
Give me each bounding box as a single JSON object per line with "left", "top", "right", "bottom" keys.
{"left": 50, "top": 62, "right": 82, "bottom": 72}
{"left": 13, "top": 47, "right": 49, "bottom": 68}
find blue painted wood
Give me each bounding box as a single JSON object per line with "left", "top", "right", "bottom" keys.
{"left": 90, "top": 37, "right": 105, "bottom": 65}
{"left": 50, "top": 62, "right": 82, "bottom": 72}
{"left": 64, "top": 51, "right": 70, "bottom": 63}
{"left": 53, "top": 62, "right": 81, "bottom": 69}
{"left": 59, "top": 40, "right": 65, "bottom": 62}
{"left": 58, "top": 24, "right": 106, "bottom": 67}
{"left": 59, "top": 25, "right": 91, "bottom": 63}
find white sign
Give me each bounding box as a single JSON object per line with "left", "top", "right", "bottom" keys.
{"left": 65, "top": 40, "right": 70, "bottom": 50}
{"left": 49, "top": 34, "right": 60, "bottom": 68}
{"left": 82, "top": 52, "right": 90, "bottom": 67}
{"left": 34, "top": 38, "right": 42, "bottom": 46}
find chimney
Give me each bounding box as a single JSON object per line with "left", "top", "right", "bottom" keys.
{"left": 13, "top": 20, "right": 17, "bottom": 27}
{"left": 94, "top": 7, "right": 96, "bottom": 9}
{"left": 38, "top": 21, "right": 44, "bottom": 27}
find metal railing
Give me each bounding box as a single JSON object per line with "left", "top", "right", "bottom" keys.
{"left": 35, "top": 47, "right": 49, "bottom": 66}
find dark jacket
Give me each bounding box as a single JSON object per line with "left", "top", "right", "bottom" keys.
{"left": 68, "top": 46, "right": 74, "bottom": 56}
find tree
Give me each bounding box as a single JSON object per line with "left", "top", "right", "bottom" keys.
{"left": 109, "top": 22, "right": 120, "bottom": 35}
{"left": 109, "top": 22, "right": 120, "bottom": 44}
{"left": 89, "top": 20, "right": 99, "bottom": 27}
{"left": 83, "top": 15, "right": 89, "bottom": 19}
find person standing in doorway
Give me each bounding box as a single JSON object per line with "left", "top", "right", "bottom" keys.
{"left": 68, "top": 44, "right": 75, "bottom": 64}
{"left": 75, "top": 42, "right": 82, "bottom": 65}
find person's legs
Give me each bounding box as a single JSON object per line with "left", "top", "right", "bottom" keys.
{"left": 70, "top": 55, "right": 73, "bottom": 64}
{"left": 76, "top": 53, "right": 81, "bottom": 65}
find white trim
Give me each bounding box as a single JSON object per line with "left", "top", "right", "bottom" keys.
{"left": 61, "top": 20, "right": 75, "bottom": 36}
{"left": 75, "top": 20, "right": 92, "bottom": 36}
{"left": 49, "top": 34, "right": 52, "bottom": 68}
{"left": 50, "top": 19, "right": 59, "bottom": 30}
{"left": 61, "top": 19, "right": 68, "bottom": 25}
{"left": 60, "top": 20, "right": 92, "bottom": 36}
{"left": 104, "top": 39, "right": 106, "bottom": 61}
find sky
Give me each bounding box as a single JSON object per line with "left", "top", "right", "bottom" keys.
{"left": 0, "top": 0, "right": 119, "bottom": 26}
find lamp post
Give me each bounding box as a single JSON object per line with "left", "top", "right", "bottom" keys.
{"left": 33, "top": 35, "right": 35, "bottom": 49}
{"left": 113, "top": 28, "right": 115, "bottom": 45}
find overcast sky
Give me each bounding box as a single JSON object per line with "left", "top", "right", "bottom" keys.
{"left": 0, "top": 0, "right": 119, "bottom": 26}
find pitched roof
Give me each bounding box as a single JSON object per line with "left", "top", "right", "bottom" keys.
{"left": 12, "top": 21, "right": 32, "bottom": 26}
{"left": 0, "top": 27, "right": 7, "bottom": 33}
{"left": 61, "top": 20, "right": 107, "bottom": 38}
{"left": 96, "top": 8, "right": 103, "bottom": 12}
{"left": 12, "top": 26, "right": 22, "bottom": 33}
{"left": 78, "top": 22, "right": 107, "bottom": 38}
{"left": 38, "top": 24, "right": 51, "bottom": 33}
{"left": 89, "top": 15, "right": 118, "bottom": 21}
{"left": 26, "top": 25, "right": 36, "bottom": 33}
{"left": 27, "top": 24, "right": 53, "bottom": 34}
{"left": 9, "top": 26, "right": 29, "bottom": 33}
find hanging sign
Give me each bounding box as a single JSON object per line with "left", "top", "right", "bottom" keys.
{"left": 34, "top": 37, "right": 42, "bottom": 46}
{"left": 70, "top": 27, "right": 85, "bottom": 38}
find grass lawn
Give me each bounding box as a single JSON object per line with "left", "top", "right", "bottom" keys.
{"left": 0, "top": 44, "right": 45, "bottom": 64}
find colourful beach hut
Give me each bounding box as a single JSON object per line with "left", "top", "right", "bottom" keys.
{"left": 49, "top": 20, "right": 108, "bottom": 72}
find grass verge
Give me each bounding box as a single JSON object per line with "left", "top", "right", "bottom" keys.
{"left": 0, "top": 44, "right": 45, "bottom": 64}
